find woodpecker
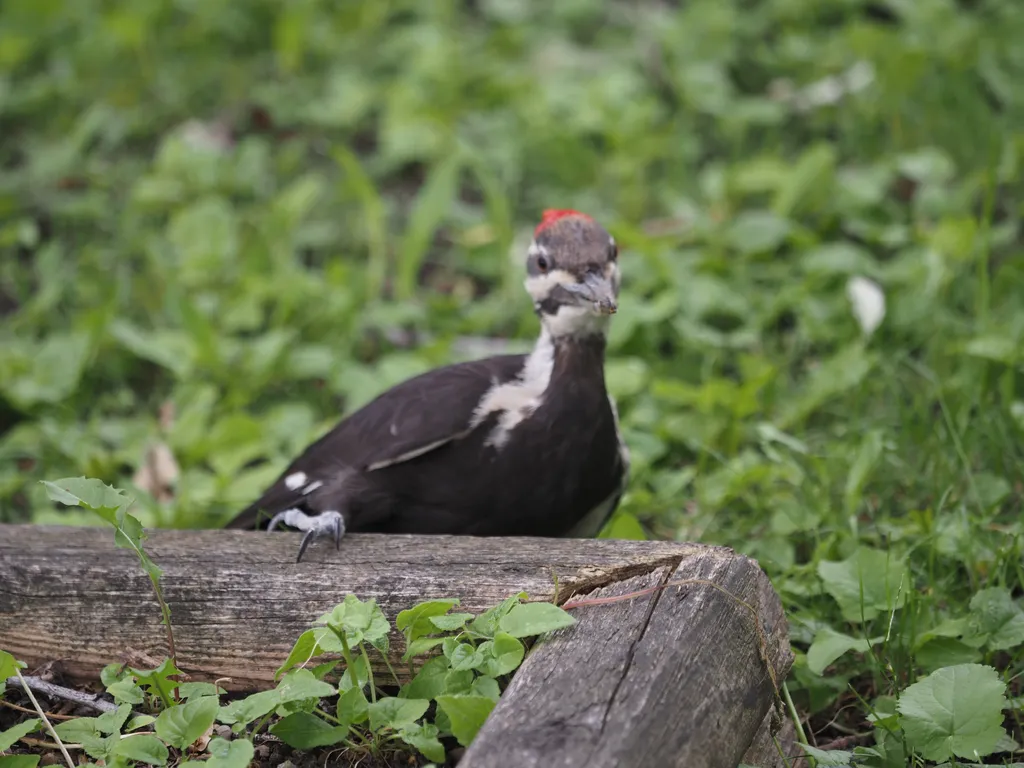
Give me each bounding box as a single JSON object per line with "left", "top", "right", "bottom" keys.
{"left": 227, "top": 210, "right": 630, "bottom": 561}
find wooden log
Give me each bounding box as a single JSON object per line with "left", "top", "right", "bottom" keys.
{"left": 460, "top": 546, "right": 792, "bottom": 768}
{"left": 0, "top": 524, "right": 792, "bottom": 767}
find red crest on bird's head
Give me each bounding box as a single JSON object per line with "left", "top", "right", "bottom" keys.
{"left": 534, "top": 209, "right": 593, "bottom": 237}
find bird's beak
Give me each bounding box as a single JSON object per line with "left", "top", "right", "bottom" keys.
{"left": 562, "top": 272, "right": 618, "bottom": 314}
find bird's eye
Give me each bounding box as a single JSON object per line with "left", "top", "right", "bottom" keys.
{"left": 536, "top": 255, "right": 549, "bottom": 272}
{"left": 609, "top": 243, "right": 619, "bottom": 261}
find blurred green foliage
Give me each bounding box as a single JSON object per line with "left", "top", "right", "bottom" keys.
{"left": 2, "top": 0, "right": 1024, "bottom": 754}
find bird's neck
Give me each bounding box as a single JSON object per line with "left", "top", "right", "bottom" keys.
{"left": 526, "top": 327, "right": 608, "bottom": 396}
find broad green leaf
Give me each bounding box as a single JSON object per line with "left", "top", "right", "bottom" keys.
{"left": 269, "top": 712, "right": 348, "bottom": 749}
{"left": 965, "top": 588, "right": 1024, "bottom": 651}
{"left": 436, "top": 695, "right": 496, "bottom": 747}
{"left": 397, "top": 599, "right": 460, "bottom": 645}
{"left": 219, "top": 669, "right": 335, "bottom": 725}
{"left": 429, "top": 612, "right": 474, "bottom": 632}
{"left": 401, "top": 656, "right": 451, "bottom": 701}
{"left": 52, "top": 716, "right": 100, "bottom": 743}
{"left": 180, "top": 736, "right": 254, "bottom": 768}
{"left": 404, "top": 636, "right": 446, "bottom": 661}
{"left": 367, "top": 697, "right": 430, "bottom": 732}
{"left": 112, "top": 733, "right": 169, "bottom": 765}
{"left": 0, "top": 651, "right": 24, "bottom": 694}
{"left": 107, "top": 677, "right": 145, "bottom": 705}
{"left": 817, "top": 547, "right": 907, "bottom": 623}
{"left": 0, "top": 757, "right": 41, "bottom": 767}
{"left": 471, "top": 676, "right": 501, "bottom": 703}
{"left": 336, "top": 682, "right": 369, "bottom": 727}
{"left": 126, "top": 715, "right": 156, "bottom": 731}
{"left": 0, "top": 719, "right": 41, "bottom": 750}
{"left": 317, "top": 594, "right": 390, "bottom": 649}
{"left": 599, "top": 512, "right": 647, "bottom": 540}
{"left": 398, "top": 722, "right": 446, "bottom": 763}
{"left": 275, "top": 629, "right": 321, "bottom": 678}
{"left": 806, "top": 628, "right": 883, "bottom": 675}
{"left": 469, "top": 593, "right": 527, "bottom": 639}
{"left": 897, "top": 663, "right": 1007, "bottom": 760}
{"left": 155, "top": 694, "right": 219, "bottom": 749}
{"left": 727, "top": 210, "right": 791, "bottom": 255}
{"left": 480, "top": 632, "right": 525, "bottom": 677}
{"left": 178, "top": 682, "right": 226, "bottom": 700}
{"left": 131, "top": 660, "right": 181, "bottom": 704}
{"left": 499, "top": 602, "right": 576, "bottom": 638}
{"left": 798, "top": 744, "right": 853, "bottom": 766}
{"left": 448, "top": 642, "right": 485, "bottom": 672}
{"left": 96, "top": 703, "right": 132, "bottom": 735}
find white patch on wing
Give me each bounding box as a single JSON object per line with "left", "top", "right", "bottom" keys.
{"left": 470, "top": 329, "right": 555, "bottom": 449}
{"left": 564, "top": 490, "right": 621, "bottom": 538}
{"left": 303, "top": 480, "right": 324, "bottom": 494}
{"left": 285, "top": 472, "right": 307, "bottom": 490}
{"left": 366, "top": 436, "right": 461, "bottom": 472}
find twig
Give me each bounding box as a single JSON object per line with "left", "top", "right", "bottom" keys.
{"left": 5, "top": 674, "right": 120, "bottom": 714}
{"left": 0, "top": 698, "right": 77, "bottom": 720}
{"left": 20, "top": 737, "right": 82, "bottom": 750}
{"left": 16, "top": 669, "right": 75, "bottom": 768}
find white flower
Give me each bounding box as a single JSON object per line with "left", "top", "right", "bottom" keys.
{"left": 846, "top": 276, "right": 886, "bottom": 337}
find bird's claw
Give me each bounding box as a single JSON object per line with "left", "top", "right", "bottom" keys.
{"left": 266, "top": 508, "right": 345, "bottom": 563}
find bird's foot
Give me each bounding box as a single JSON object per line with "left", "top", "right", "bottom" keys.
{"left": 267, "top": 508, "right": 345, "bottom": 563}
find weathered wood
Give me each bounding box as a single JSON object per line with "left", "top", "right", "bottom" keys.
{"left": 0, "top": 524, "right": 688, "bottom": 688}
{"left": 461, "top": 547, "right": 792, "bottom": 768}
{"left": 0, "top": 524, "right": 793, "bottom": 767}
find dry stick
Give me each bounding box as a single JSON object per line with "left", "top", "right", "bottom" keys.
{"left": 16, "top": 670, "right": 75, "bottom": 768}
{"left": 0, "top": 698, "right": 77, "bottom": 721}
{"left": 5, "top": 674, "right": 121, "bottom": 714}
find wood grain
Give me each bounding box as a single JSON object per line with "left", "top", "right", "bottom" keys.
{"left": 0, "top": 524, "right": 793, "bottom": 767}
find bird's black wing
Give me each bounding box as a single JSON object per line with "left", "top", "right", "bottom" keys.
{"left": 226, "top": 353, "right": 527, "bottom": 529}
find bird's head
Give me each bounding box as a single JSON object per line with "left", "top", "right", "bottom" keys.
{"left": 524, "top": 209, "right": 620, "bottom": 338}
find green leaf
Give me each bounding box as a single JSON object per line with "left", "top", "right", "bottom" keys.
{"left": 480, "top": 632, "right": 525, "bottom": 677}
{"left": 798, "top": 744, "right": 853, "bottom": 766}
{"left": 436, "top": 695, "right": 496, "bottom": 747}
{"left": 448, "top": 642, "right": 485, "bottom": 672}
{"left": 131, "top": 660, "right": 181, "bottom": 704}
{"left": 599, "top": 512, "right": 647, "bottom": 540}
{"left": 155, "top": 694, "right": 219, "bottom": 749}
{"left": 499, "top": 602, "right": 576, "bottom": 638}
{"left": 843, "top": 429, "right": 885, "bottom": 516}
{"left": 0, "top": 756, "right": 41, "bottom": 768}
{"left": 178, "top": 682, "right": 226, "bottom": 700}
{"left": 897, "top": 663, "right": 1007, "bottom": 760}
{"left": 336, "top": 682, "right": 369, "bottom": 727}
{"left": 43, "top": 478, "right": 163, "bottom": 584}
{"left": 112, "top": 733, "right": 169, "bottom": 765}
{"left": 404, "top": 636, "right": 446, "bottom": 661}
{"left": 269, "top": 712, "right": 349, "bottom": 749}
{"left": 276, "top": 629, "right": 321, "bottom": 679}
{"left": 429, "top": 613, "right": 474, "bottom": 632}
{"left": 0, "top": 651, "right": 25, "bottom": 694}
{"left": 0, "top": 719, "right": 41, "bottom": 750}
{"left": 401, "top": 656, "right": 451, "bottom": 701}
{"left": 965, "top": 588, "right": 1024, "bottom": 651}
{"left": 219, "top": 669, "right": 335, "bottom": 726}
{"left": 471, "top": 676, "right": 501, "bottom": 703}
{"left": 317, "top": 595, "right": 390, "bottom": 649}
{"left": 180, "top": 737, "right": 254, "bottom": 768}
{"left": 96, "top": 703, "right": 132, "bottom": 735}
{"left": 817, "top": 547, "right": 907, "bottom": 623}
{"left": 367, "top": 697, "right": 430, "bottom": 732}
{"left": 397, "top": 599, "right": 460, "bottom": 645}
{"left": 398, "top": 722, "right": 446, "bottom": 763}
{"left": 727, "top": 210, "right": 791, "bottom": 255}
{"left": 107, "top": 677, "right": 145, "bottom": 705}
{"left": 469, "top": 593, "right": 527, "bottom": 639}
{"left": 806, "top": 628, "right": 883, "bottom": 675}
{"left": 126, "top": 715, "right": 156, "bottom": 732}
{"left": 52, "top": 716, "right": 100, "bottom": 743}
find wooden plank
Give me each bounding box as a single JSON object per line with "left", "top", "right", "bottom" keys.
{"left": 0, "top": 524, "right": 691, "bottom": 689}
{"left": 461, "top": 545, "right": 793, "bottom": 768}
